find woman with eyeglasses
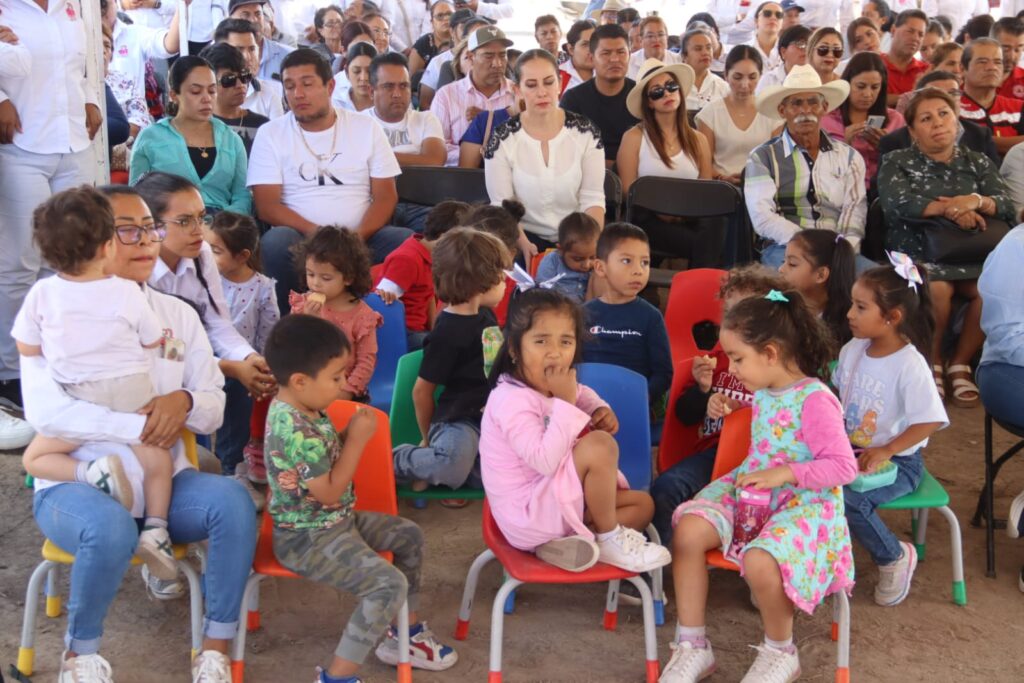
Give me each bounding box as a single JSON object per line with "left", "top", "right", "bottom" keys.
{"left": 742, "top": 2, "right": 784, "bottom": 73}
{"left": 199, "top": 42, "right": 269, "bottom": 158}
{"left": 130, "top": 57, "right": 252, "bottom": 216}
{"left": 626, "top": 15, "right": 681, "bottom": 80}
{"left": 409, "top": 1, "right": 453, "bottom": 76}
{"left": 618, "top": 59, "right": 723, "bottom": 268}
{"left": 364, "top": 12, "right": 394, "bottom": 55}
{"left": 311, "top": 5, "right": 346, "bottom": 64}
{"left": 807, "top": 27, "right": 844, "bottom": 86}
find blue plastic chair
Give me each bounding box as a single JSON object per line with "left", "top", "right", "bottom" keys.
{"left": 365, "top": 293, "right": 408, "bottom": 414}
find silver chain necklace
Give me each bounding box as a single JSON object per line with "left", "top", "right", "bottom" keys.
{"left": 297, "top": 110, "right": 339, "bottom": 169}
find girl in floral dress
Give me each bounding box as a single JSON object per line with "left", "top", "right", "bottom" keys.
{"left": 659, "top": 289, "right": 858, "bottom": 683}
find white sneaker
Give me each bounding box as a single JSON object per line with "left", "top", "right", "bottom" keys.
{"left": 740, "top": 644, "right": 801, "bottom": 683}
{"left": 874, "top": 541, "right": 918, "bottom": 607}
{"left": 82, "top": 456, "right": 134, "bottom": 510}
{"left": 233, "top": 462, "right": 266, "bottom": 512}
{"left": 659, "top": 640, "right": 716, "bottom": 682}
{"left": 536, "top": 535, "right": 600, "bottom": 572}
{"left": 58, "top": 652, "right": 114, "bottom": 682}
{"left": 597, "top": 526, "right": 672, "bottom": 573}
{"left": 136, "top": 526, "right": 179, "bottom": 581}
{"left": 375, "top": 621, "right": 458, "bottom": 671}
{"left": 1007, "top": 489, "right": 1024, "bottom": 539}
{"left": 0, "top": 407, "right": 33, "bottom": 450}
{"left": 141, "top": 564, "right": 185, "bottom": 601}
{"left": 192, "top": 650, "right": 232, "bottom": 683}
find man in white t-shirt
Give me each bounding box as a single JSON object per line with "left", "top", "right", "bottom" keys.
{"left": 367, "top": 51, "right": 446, "bottom": 232}
{"left": 248, "top": 48, "right": 410, "bottom": 312}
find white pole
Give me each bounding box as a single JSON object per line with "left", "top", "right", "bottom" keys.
{"left": 81, "top": 0, "right": 109, "bottom": 184}
{"left": 179, "top": 0, "right": 191, "bottom": 56}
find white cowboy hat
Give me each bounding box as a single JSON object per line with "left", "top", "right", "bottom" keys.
{"left": 626, "top": 58, "right": 696, "bottom": 119}
{"left": 589, "top": 0, "right": 630, "bottom": 20}
{"left": 755, "top": 63, "right": 850, "bottom": 119}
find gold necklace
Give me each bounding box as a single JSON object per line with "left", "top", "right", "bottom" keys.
{"left": 171, "top": 119, "right": 211, "bottom": 158}
{"left": 297, "top": 110, "right": 339, "bottom": 168}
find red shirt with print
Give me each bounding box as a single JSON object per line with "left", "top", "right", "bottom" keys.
{"left": 960, "top": 91, "right": 1024, "bottom": 139}
{"left": 999, "top": 66, "right": 1024, "bottom": 101}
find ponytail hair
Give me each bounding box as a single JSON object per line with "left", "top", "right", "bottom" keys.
{"left": 789, "top": 229, "right": 855, "bottom": 345}
{"left": 856, "top": 262, "right": 934, "bottom": 362}
{"left": 723, "top": 289, "right": 837, "bottom": 383}
{"left": 210, "top": 211, "right": 262, "bottom": 272}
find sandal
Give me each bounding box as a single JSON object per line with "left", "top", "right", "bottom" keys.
{"left": 947, "top": 364, "right": 979, "bottom": 408}
{"left": 439, "top": 498, "right": 472, "bottom": 509}
{"left": 932, "top": 365, "right": 946, "bottom": 402}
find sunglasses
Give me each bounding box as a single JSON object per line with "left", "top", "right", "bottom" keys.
{"left": 815, "top": 45, "right": 844, "bottom": 58}
{"left": 760, "top": 10, "right": 783, "bottom": 18}
{"left": 219, "top": 72, "right": 253, "bottom": 88}
{"left": 648, "top": 82, "right": 681, "bottom": 101}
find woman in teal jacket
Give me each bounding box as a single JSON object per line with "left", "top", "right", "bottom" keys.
{"left": 130, "top": 55, "right": 252, "bottom": 215}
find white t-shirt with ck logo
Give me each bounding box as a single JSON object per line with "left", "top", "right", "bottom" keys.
{"left": 247, "top": 107, "right": 401, "bottom": 231}
{"left": 367, "top": 107, "right": 445, "bottom": 156}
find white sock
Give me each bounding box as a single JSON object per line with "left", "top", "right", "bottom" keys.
{"left": 677, "top": 624, "right": 708, "bottom": 647}
{"left": 75, "top": 461, "right": 90, "bottom": 483}
{"left": 144, "top": 516, "right": 168, "bottom": 530}
{"left": 765, "top": 635, "right": 794, "bottom": 653}
{"left": 595, "top": 526, "right": 620, "bottom": 542}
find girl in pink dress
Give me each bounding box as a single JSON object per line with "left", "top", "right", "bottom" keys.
{"left": 479, "top": 288, "right": 671, "bottom": 574}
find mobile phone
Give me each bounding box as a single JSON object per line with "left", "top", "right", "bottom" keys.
{"left": 866, "top": 115, "right": 885, "bottom": 129}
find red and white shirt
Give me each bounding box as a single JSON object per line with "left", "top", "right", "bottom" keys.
{"left": 999, "top": 66, "right": 1024, "bottom": 102}
{"left": 960, "top": 91, "right": 1024, "bottom": 140}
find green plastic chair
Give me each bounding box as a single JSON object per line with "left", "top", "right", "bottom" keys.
{"left": 878, "top": 468, "right": 966, "bottom": 606}
{"left": 389, "top": 350, "right": 485, "bottom": 503}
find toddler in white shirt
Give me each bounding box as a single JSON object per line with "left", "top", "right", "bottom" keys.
{"left": 13, "top": 187, "right": 180, "bottom": 581}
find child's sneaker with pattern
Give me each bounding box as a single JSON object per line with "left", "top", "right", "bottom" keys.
{"left": 874, "top": 541, "right": 917, "bottom": 606}
{"left": 82, "top": 455, "right": 133, "bottom": 510}
{"left": 191, "top": 650, "right": 232, "bottom": 682}
{"left": 314, "top": 666, "right": 362, "bottom": 683}
{"left": 58, "top": 652, "right": 114, "bottom": 682}
{"left": 597, "top": 526, "right": 671, "bottom": 573}
{"left": 136, "top": 526, "right": 179, "bottom": 581}
{"left": 740, "top": 644, "right": 801, "bottom": 682}
{"left": 659, "top": 640, "right": 715, "bottom": 682}
{"left": 375, "top": 621, "right": 458, "bottom": 671}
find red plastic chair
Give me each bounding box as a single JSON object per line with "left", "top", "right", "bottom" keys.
{"left": 454, "top": 501, "right": 660, "bottom": 683}
{"left": 702, "top": 408, "right": 851, "bottom": 683}
{"left": 492, "top": 274, "right": 516, "bottom": 327}
{"left": 230, "top": 402, "right": 412, "bottom": 683}
{"left": 657, "top": 357, "right": 701, "bottom": 474}
{"left": 663, "top": 268, "right": 727, "bottom": 363}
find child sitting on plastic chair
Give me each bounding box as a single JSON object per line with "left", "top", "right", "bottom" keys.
{"left": 262, "top": 314, "right": 458, "bottom": 683}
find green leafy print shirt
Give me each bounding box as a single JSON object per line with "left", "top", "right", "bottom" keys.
{"left": 265, "top": 400, "right": 355, "bottom": 530}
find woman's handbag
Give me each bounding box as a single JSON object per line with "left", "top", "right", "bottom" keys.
{"left": 903, "top": 215, "right": 1012, "bottom": 264}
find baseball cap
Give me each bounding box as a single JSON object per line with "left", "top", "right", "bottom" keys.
{"left": 468, "top": 25, "right": 513, "bottom": 51}
{"left": 228, "top": 0, "right": 266, "bottom": 14}
{"left": 780, "top": 0, "right": 805, "bottom": 12}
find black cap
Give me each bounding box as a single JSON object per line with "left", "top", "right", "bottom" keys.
{"left": 228, "top": 0, "right": 266, "bottom": 14}
{"left": 450, "top": 8, "right": 477, "bottom": 30}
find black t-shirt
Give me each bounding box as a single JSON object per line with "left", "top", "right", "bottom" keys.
{"left": 188, "top": 146, "right": 217, "bottom": 178}
{"left": 214, "top": 111, "right": 270, "bottom": 157}
{"left": 413, "top": 33, "right": 447, "bottom": 67}
{"left": 419, "top": 308, "right": 497, "bottom": 424}
{"left": 560, "top": 78, "right": 639, "bottom": 162}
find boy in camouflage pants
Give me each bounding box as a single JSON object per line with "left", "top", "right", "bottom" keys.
{"left": 263, "top": 315, "right": 458, "bottom": 683}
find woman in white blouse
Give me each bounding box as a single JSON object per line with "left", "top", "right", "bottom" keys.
{"left": 484, "top": 50, "right": 605, "bottom": 251}
{"left": 617, "top": 59, "right": 724, "bottom": 268}
{"left": 743, "top": 2, "right": 784, "bottom": 74}
{"left": 682, "top": 28, "right": 730, "bottom": 114}
{"left": 697, "top": 46, "right": 779, "bottom": 185}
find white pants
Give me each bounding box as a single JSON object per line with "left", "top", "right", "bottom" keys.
{"left": 0, "top": 144, "right": 95, "bottom": 379}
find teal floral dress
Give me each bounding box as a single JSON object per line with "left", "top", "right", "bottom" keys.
{"left": 673, "top": 379, "right": 856, "bottom": 614}
{"left": 877, "top": 146, "right": 1016, "bottom": 281}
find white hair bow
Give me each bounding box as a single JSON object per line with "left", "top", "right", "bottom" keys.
{"left": 504, "top": 263, "right": 565, "bottom": 292}
{"left": 887, "top": 251, "right": 923, "bottom": 291}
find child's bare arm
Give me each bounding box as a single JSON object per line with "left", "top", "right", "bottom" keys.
{"left": 16, "top": 340, "right": 42, "bottom": 356}
{"left": 858, "top": 422, "right": 945, "bottom": 472}
{"left": 411, "top": 377, "right": 437, "bottom": 445}
{"left": 305, "top": 407, "right": 377, "bottom": 504}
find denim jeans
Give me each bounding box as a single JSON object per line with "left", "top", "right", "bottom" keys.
{"left": 977, "top": 362, "right": 1024, "bottom": 428}
{"left": 262, "top": 225, "right": 413, "bottom": 315}
{"left": 391, "top": 201, "right": 432, "bottom": 234}
{"left": 843, "top": 449, "right": 924, "bottom": 566}
{"left": 33, "top": 468, "right": 257, "bottom": 654}
{"left": 406, "top": 330, "right": 429, "bottom": 351}
{"left": 215, "top": 377, "right": 252, "bottom": 474}
{"left": 650, "top": 447, "right": 717, "bottom": 546}
{"left": 760, "top": 240, "right": 878, "bottom": 274}
{"left": 392, "top": 419, "right": 481, "bottom": 489}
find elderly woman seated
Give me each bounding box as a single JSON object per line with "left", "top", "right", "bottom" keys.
{"left": 877, "top": 87, "right": 1017, "bottom": 408}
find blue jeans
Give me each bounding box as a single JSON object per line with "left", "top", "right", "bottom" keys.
{"left": 406, "top": 330, "right": 429, "bottom": 351}
{"left": 262, "top": 225, "right": 413, "bottom": 315}
{"left": 215, "top": 377, "right": 251, "bottom": 474}
{"left": 977, "top": 361, "right": 1024, "bottom": 428}
{"left": 760, "top": 240, "right": 878, "bottom": 274}
{"left": 650, "top": 447, "right": 717, "bottom": 546}
{"left": 843, "top": 450, "right": 924, "bottom": 566}
{"left": 391, "top": 201, "right": 431, "bottom": 234}
{"left": 392, "top": 419, "right": 481, "bottom": 489}
{"left": 33, "top": 468, "right": 257, "bottom": 654}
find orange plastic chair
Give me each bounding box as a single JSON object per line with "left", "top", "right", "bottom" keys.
{"left": 454, "top": 501, "right": 661, "bottom": 683}
{"left": 230, "top": 402, "right": 412, "bottom": 683}
{"left": 702, "top": 408, "right": 851, "bottom": 683}
{"left": 528, "top": 248, "right": 555, "bottom": 278}
{"left": 657, "top": 357, "right": 701, "bottom": 473}
{"left": 663, "top": 268, "right": 727, "bottom": 364}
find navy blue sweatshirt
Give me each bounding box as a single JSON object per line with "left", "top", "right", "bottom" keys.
{"left": 582, "top": 297, "right": 673, "bottom": 400}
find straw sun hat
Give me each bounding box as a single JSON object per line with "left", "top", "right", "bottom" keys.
{"left": 626, "top": 58, "right": 696, "bottom": 119}
{"left": 755, "top": 63, "right": 850, "bottom": 118}
{"left": 589, "top": 0, "right": 631, "bottom": 20}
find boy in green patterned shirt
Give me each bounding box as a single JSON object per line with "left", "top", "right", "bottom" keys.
{"left": 263, "top": 315, "right": 458, "bottom": 683}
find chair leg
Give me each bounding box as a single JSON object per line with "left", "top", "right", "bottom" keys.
{"left": 45, "top": 564, "right": 61, "bottom": 618}
{"left": 625, "top": 576, "right": 659, "bottom": 683}
{"left": 834, "top": 591, "right": 850, "bottom": 683}
{"left": 396, "top": 600, "right": 412, "bottom": 683}
{"left": 246, "top": 572, "right": 262, "bottom": 632}
{"left": 502, "top": 569, "right": 516, "bottom": 615}
{"left": 179, "top": 561, "right": 205, "bottom": 659}
{"left": 231, "top": 574, "right": 263, "bottom": 683}
{"left": 18, "top": 560, "right": 55, "bottom": 676}
{"left": 830, "top": 592, "right": 839, "bottom": 642}
{"left": 914, "top": 508, "right": 929, "bottom": 561}
{"left": 488, "top": 577, "right": 523, "bottom": 683}
{"left": 645, "top": 524, "right": 665, "bottom": 626}
{"left": 985, "top": 412, "right": 997, "bottom": 577}
{"left": 603, "top": 580, "right": 620, "bottom": 631}
{"left": 935, "top": 505, "right": 967, "bottom": 605}
{"left": 455, "top": 549, "right": 495, "bottom": 640}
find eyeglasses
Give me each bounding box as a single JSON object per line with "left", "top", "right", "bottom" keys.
{"left": 648, "top": 82, "right": 681, "bottom": 100}
{"left": 815, "top": 45, "right": 844, "bottom": 58}
{"left": 643, "top": 32, "right": 668, "bottom": 40}
{"left": 760, "top": 10, "right": 784, "bottom": 18}
{"left": 322, "top": 20, "right": 343, "bottom": 29}
{"left": 433, "top": 11, "right": 452, "bottom": 20}
{"left": 164, "top": 214, "right": 214, "bottom": 232}
{"left": 373, "top": 28, "right": 391, "bottom": 37}
{"left": 115, "top": 223, "right": 167, "bottom": 245}
{"left": 218, "top": 72, "right": 253, "bottom": 88}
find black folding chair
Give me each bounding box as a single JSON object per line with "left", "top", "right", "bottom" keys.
{"left": 604, "top": 169, "right": 623, "bottom": 222}
{"left": 395, "top": 166, "right": 490, "bottom": 206}
{"left": 972, "top": 412, "right": 1024, "bottom": 577}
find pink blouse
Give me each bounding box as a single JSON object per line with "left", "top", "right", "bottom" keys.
{"left": 821, "top": 107, "right": 905, "bottom": 189}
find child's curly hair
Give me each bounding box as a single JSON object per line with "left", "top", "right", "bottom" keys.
{"left": 291, "top": 226, "right": 373, "bottom": 299}
{"left": 718, "top": 264, "right": 786, "bottom": 301}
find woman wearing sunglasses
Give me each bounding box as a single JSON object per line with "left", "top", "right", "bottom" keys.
{"left": 807, "top": 27, "right": 844, "bottom": 86}
{"left": 199, "top": 42, "right": 269, "bottom": 158}
{"left": 618, "top": 59, "right": 723, "bottom": 268}
{"left": 130, "top": 57, "right": 252, "bottom": 216}
{"left": 742, "top": 2, "right": 784, "bottom": 73}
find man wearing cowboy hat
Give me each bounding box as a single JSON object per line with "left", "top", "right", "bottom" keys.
{"left": 590, "top": 0, "right": 630, "bottom": 26}
{"left": 744, "top": 64, "right": 871, "bottom": 271}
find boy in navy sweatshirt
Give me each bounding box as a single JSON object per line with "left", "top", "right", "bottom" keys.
{"left": 582, "top": 223, "right": 672, "bottom": 404}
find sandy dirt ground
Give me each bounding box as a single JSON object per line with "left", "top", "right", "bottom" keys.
{"left": 2, "top": 403, "right": 1023, "bottom": 683}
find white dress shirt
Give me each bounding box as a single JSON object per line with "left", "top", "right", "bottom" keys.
{"left": 185, "top": 0, "right": 228, "bottom": 44}
{"left": 245, "top": 77, "right": 286, "bottom": 119}
{"left": 0, "top": 0, "right": 98, "bottom": 155}
{"left": 119, "top": 0, "right": 176, "bottom": 29}
{"left": 378, "top": 0, "right": 432, "bottom": 53}
{"left": 742, "top": 36, "right": 782, "bottom": 74}
{"left": 111, "top": 18, "right": 175, "bottom": 103}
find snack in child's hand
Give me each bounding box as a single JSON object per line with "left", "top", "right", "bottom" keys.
{"left": 307, "top": 292, "right": 326, "bottom": 305}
